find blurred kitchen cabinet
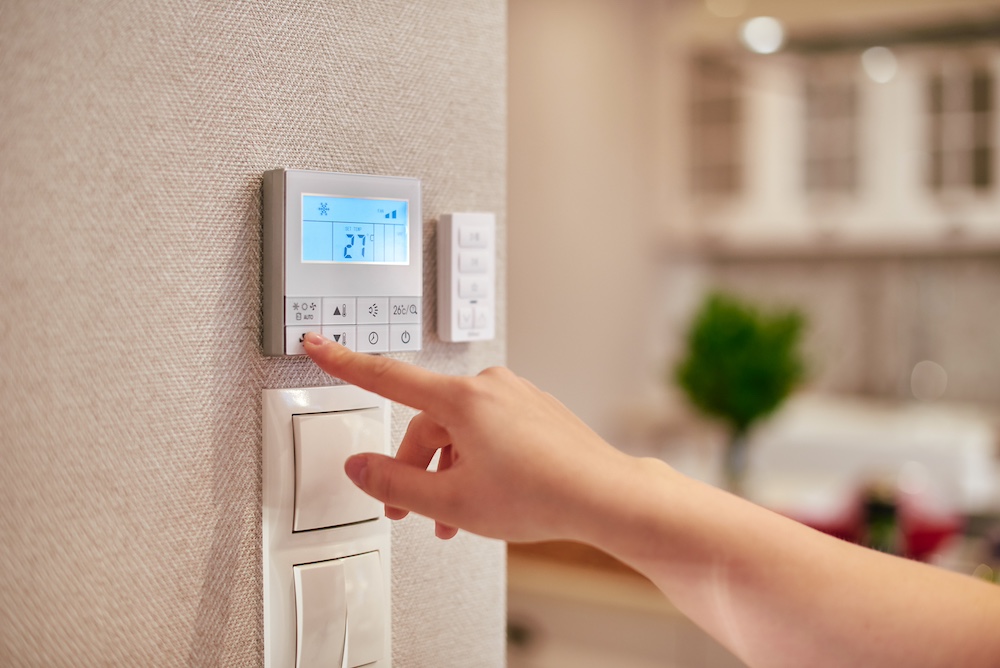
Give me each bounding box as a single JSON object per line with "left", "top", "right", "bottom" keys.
{"left": 673, "top": 37, "right": 1000, "bottom": 254}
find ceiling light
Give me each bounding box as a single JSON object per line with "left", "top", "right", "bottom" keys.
{"left": 740, "top": 17, "right": 785, "bottom": 55}
{"left": 861, "top": 46, "right": 898, "bottom": 83}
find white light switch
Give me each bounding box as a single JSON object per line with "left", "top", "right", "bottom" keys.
{"left": 343, "top": 551, "right": 385, "bottom": 667}
{"left": 292, "top": 409, "right": 383, "bottom": 532}
{"left": 292, "top": 552, "right": 386, "bottom": 668}
{"left": 263, "top": 386, "right": 392, "bottom": 668}
{"left": 293, "top": 561, "right": 347, "bottom": 668}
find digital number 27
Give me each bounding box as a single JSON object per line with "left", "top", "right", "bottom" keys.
{"left": 343, "top": 234, "right": 366, "bottom": 259}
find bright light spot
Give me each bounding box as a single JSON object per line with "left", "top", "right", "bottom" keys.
{"left": 289, "top": 389, "right": 311, "bottom": 407}
{"left": 898, "top": 461, "right": 930, "bottom": 496}
{"left": 705, "top": 0, "right": 746, "bottom": 18}
{"left": 911, "top": 360, "right": 948, "bottom": 401}
{"left": 741, "top": 17, "right": 785, "bottom": 55}
{"left": 862, "top": 46, "right": 898, "bottom": 84}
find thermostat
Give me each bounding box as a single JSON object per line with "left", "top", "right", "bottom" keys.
{"left": 262, "top": 169, "right": 422, "bottom": 356}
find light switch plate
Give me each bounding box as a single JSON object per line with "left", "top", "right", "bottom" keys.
{"left": 292, "top": 409, "right": 383, "bottom": 531}
{"left": 263, "top": 386, "right": 392, "bottom": 668}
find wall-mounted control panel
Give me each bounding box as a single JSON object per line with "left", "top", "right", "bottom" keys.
{"left": 437, "top": 212, "right": 496, "bottom": 342}
{"left": 263, "top": 386, "right": 392, "bottom": 668}
{"left": 262, "top": 169, "right": 422, "bottom": 356}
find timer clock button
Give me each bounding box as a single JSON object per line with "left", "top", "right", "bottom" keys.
{"left": 357, "top": 325, "right": 389, "bottom": 353}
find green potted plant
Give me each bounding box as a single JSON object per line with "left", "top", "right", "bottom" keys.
{"left": 674, "top": 291, "right": 806, "bottom": 492}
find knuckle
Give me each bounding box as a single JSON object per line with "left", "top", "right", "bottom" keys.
{"left": 456, "top": 376, "right": 493, "bottom": 409}
{"left": 375, "top": 461, "right": 399, "bottom": 506}
{"left": 366, "top": 355, "right": 396, "bottom": 384}
{"left": 479, "top": 365, "right": 514, "bottom": 381}
{"left": 450, "top": 376, "right": 484, "bottom": 404}
{"left": 437, "top": 480, "right": 464, "bottom": 515}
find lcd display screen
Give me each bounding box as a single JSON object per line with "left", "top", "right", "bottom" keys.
{"left": 301, "top": 194, "right": 409, "bottom": 264}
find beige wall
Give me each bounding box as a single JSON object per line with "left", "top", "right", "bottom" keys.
{"left": 508, "top": 0, "right": 673, "bottom": 437}
{"left": 0, "top": 1, "right": 506, "bottom": 666}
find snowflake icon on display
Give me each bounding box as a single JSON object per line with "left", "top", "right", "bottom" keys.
{"left": 318, "top": 202, "right": 329, "bottom": 215}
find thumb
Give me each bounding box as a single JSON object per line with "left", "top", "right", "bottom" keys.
{"left": 345, "top": 453, "right": 448, "bottom": 522}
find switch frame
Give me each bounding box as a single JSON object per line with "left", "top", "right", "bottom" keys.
{"left": 263, "top": 386, "right": 392, "bottom": 668}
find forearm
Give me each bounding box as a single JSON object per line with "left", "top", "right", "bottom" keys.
{"left": 300, "top": 340, "right": 999, "bottom": 666}
{"left": 572, "top": 457, "right": 1000, "bottom": 668}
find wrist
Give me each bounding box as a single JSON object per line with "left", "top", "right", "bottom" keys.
{"left": 565, "top": 454, "right": 683, "bottom": 554}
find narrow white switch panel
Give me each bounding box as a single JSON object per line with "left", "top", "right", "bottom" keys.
{"left": 263, "top": 386, "right": 392, "bottom": 668}
{"left": 437, "top": 212, "right": 496, "bottom": 342}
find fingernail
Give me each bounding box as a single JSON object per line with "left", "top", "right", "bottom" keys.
{"left": 344, "top": 455, "right": 368, "bottom": 488}
{"left": 303, "top": 331, "right": 326, "bottom": 346}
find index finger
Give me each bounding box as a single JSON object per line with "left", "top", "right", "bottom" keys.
{"left": 302, "top": 332, "right": 456, "bottom": 414}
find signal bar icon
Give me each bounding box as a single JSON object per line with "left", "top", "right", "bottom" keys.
{"left": 385, "top": 210, "right": 397, "bottom": 219}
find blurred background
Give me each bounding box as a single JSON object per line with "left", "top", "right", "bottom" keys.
{"left": 505, "top": 0, "right": 1000, "bottom": 665}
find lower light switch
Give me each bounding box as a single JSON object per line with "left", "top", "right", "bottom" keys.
{"left": 293, "top": 561, "right": 347, "bottom": 668}
{"left": 293, "top": 552, "right": 385, "bottom": 668}
{"left": 343, "top": 551, "right": 385, "bottom": 668}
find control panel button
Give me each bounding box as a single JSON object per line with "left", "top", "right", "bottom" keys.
{"left": 457, "top": 307, "right": 473, "bottom": 330}
{"left": 458, "top": 225, "right": 490, "bottom": 248}
{"left": 356, "top": 325, "right": 389, "bottom": 353}
{"left": 321, "top": 325, "right": 357, "bottom": 352}
{"left": 285, "top": 326, "right": 312, "bottom": 355}
{"left": 322, "top": 298, "right": 356, "bottom": 325}
{"left": 458, "top": 276, "right": 490, "bottom": 299}
{"left": 358, "top": 298, "right": 389, "bottom": 325}
{"left": 474, "top": 307, "right": 490, "bottom": 331}
{"left": 389, "top": 297, "right": 421, "bottom": 324}
{"left": 458, "top": 251, "right": 489, "bottom": 274}
{"left": 286, "top": 298, "right": 322, "bottom": 327}
{"left": 389, "top": 325, "right": 421, "bottom": 352}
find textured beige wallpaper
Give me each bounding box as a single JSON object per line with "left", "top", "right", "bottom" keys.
{"left": 0, "top": 1, "right": 506, "bottom": 665}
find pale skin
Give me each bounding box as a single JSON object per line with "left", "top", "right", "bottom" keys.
{"left": 302, "top": 331, "right": 1000, "bottom": 668}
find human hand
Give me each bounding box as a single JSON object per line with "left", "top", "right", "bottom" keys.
{"left": 302, "top": 332, "right": 637, "bottom": 542}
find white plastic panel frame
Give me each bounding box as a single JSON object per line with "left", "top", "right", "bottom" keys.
{"left": 261, "top": 168, "right": 422, "bottom": 356}
{"left": 263, "top": 386, "right": 392, "bottom": 668}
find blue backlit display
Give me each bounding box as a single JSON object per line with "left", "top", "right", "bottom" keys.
{"left": 302, "top": 195, "right": 409, "bottom": 264}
